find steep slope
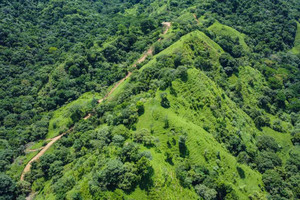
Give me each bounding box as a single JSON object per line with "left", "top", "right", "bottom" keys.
{"left": 30, "top": 30, "right": 270, "bottom": 199}
{"left": 208, "top": 21, "right": 250, "bottom": 52}
{"left": 291, "top": 21, "right": 300, "bottom": 55}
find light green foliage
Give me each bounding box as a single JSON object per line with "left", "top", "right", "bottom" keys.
{"left": 3, "top": 1, "right": 299, "bottom": 199}
{"left": 6, "top": 151, "right": 39, "bottom": 180}
{"left": 291, "top": 21, "right": 300, "bottom": 55}
{"left": 47, "top": 92, "right": 101, "bottom": 138}
{"left": 208, "top": 21, "right": 250, "bottom": 52}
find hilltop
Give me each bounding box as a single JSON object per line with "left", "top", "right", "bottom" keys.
{"left": 0, "top": 1, "right": 299, "bottom": 200}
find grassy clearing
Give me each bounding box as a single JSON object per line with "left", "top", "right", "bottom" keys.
{"left": 132, "top": 84, "right": 265, "bottom": 199}
{"left": 29, "top": 140, "right": 49, "bottom": 150}
{"left": 176, "top": 11, "right": 196, "bottom": 24}
{"left": 7, "top": 151, "right": 39, "bottom": 180}
{"left": 33, "top": 28, "right": 294, "bottom": 199}
{"left": 291, "top": 21, "right": 300, "bottom": 55}
{"left": 47, "top": 92, "right": 101, "bottom": 139}
{"left": 208, "top": 21, "right": 250, "bottom": 51}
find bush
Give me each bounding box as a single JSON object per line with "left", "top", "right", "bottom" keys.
{"left": 262, "top": 170, "right": 282, "bottom": 193}
{"left": 133, "top": 129, "right": 154, "bottom": 146}
{"left": 0, "top": 174, "right": 16, "bottom": 200}
{"left": 255, "top": 151, "right": 282, "bottom": 173}
{"left": 136, "top": 101, "right": 145, "bottom": 115}
{"left": 256, "top": 135, "right": 279, "bottom": 152}
{"left": 195, "top": 184, "right": 217, "bottom": 200}
{"left": 291, "top": 132, "right": 300, "bottom": 145}
{"left": 160, "top": 93, "right": 170, "bottom": 108}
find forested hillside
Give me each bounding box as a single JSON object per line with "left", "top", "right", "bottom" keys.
{"left": 0, "top": 0, "right": 299, "bottom": 200}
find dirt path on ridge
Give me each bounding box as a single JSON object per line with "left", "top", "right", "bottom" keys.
{"left": 20, "top": 22, "right": 171, "bottom": 186}
{"left": 193, "top": 14, "right": 199, "bottom": 24}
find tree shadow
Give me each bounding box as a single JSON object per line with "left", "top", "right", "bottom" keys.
{"left": 139, "top": 166, "right": 154, "bottom": 191}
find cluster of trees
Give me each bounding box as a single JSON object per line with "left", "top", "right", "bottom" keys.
{"left": 175, "top": 157, "right": 241, "bottom": 200}
{"left": 255, "top": 136, "right": 300, "bottom": 199}
{"left": 22, "top": 117, "right": 154, "bottom": 199}
{"left": 0, "top": 0, "right": 162, "bottom": 173}
{"left": 196, "top": 0, "right": 299, "bottom": 53}
{"left": 0, "top": 0, "right": 299, "bottom": 199}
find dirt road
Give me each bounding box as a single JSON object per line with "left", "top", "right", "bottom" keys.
{"left": 20, "top": 22, "right": 171, "bottom": 184}
{"left": 20, "top": 128, "right": 73, "bottom": 181}
{"left": 193, "top": 14, "right": 199, "bottom": 24}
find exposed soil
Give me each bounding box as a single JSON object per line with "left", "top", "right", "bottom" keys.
{"left": 193, "top": 14, "right": 199, "bottom": 24}
{"left": 25, "top": 147, "right": 43, "bottom": 153}
{"left": 20, "top": 128, "right": 73, "bottom": 181}
{"left": 20, "top": 22, "right": 171, "bottom": 185}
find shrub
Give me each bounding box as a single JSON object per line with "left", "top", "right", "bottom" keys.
{"left": 256, "top": 135, "right": 279, "bottom": 152}
{"left": 255, "top": 151, "right": 282, "bottom": 173}
{"left": 160, "top": 93, "right": 170, "bottom": 108}
{"left": 195, "top": 184, "right": 217, "bottom": 200}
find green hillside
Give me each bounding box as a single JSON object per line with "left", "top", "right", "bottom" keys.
{"left": 208, "top": 21, "right": 250, "bottom": 52}
{"left": 30, "top": 30, "right": 296, "bottom": 199}
{"left": 291, "top": 21, "right": 300, "bottom": 55}
{"left": 1, "top": 1, "right": 299, "bottom": 200}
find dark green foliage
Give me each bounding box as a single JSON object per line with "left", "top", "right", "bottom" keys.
{"left": 179, "top": 135, "right": 189, "bottom": 158}
{"left": 0, "top": 174, "right": 16, "bottom": 200}
{"left": 53, "top": 176, "right": 76, "bottom": 200}
{"left": 216, "top": 182, "right": 238, "bottom": 200}
{"left": 255, "top": 151, "right": 282, "bottom": 173}
{"left": 219, "top": 53, "right": 237, "bottom": 76}
{"left": 160, "top": 93, "right": 170, "bottom": 108}
{"left": 133, "top": 129, "right": 155, "bottom": 146}
{"left": 1, "top": 0, "right": 300, "bottom": 199}
{"left": 0, "top": 0, "right": 161, "bottom": 169}
{"left": 176, "top": 66, "right": 188, "bottom": 81}
{"left": 256, "top": 135, "right": 279, "bottom": 152}
{"left": 136, "top": 101, "right": 145, "bottom": 115}
{"left": 236, "top": 166, "right": 245, "bottom": 179}
{"left": 195, "top": 57, "right": 212, "bottom": 71}
{"left": 199, "top": 0, "right": 298, "bottom": 52}
{"left": 164, "top": 115, "right": 169, "bottom": 129}
{"left": 291, "top": 132, "right": 300, "bottom": 145}
{"left": 94, "top": 159, "right": 126, "bottom": 190}
{"left": 237, "top": 151, "right": 250, "bottom": 164}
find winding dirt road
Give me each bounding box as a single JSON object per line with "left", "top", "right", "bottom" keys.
{"left": 20, "top": 128, "right": 73, "bottom": 181}
{"left": 20, "top": 22, "right": 171, "bottom": 183}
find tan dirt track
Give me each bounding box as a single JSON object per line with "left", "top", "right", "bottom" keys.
{"left": 193, "top": 14, "right": 199, "bottom": 24}
{"left": 20, "top": 22, "right": 171, "bottom": 184}
{"left": 20, "top": 128, "right": 73, "bottom": 181}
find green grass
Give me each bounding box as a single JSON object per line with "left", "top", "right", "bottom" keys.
{"left": 47, "top": 92, "right": 102, "bottom": 139}
{"left": 109, "top": 30, "right": 225, "bottom": 102}
{"left": 7, "top": 151, "right": 39, "bottom": 180}
{"left": 176, "top": 11, "right": 196, "bottom": 24}
{"left": 234, "top": 66, "right": 267, "bottom": 107}
{"left": 141, "top": 30, "right": 224, "bottom": 68}
{"left": 29, "top": 140, "right": 49, "bottom": 150}
{"left": 262, "top": 126, "right": 293, "bottom": 164}
{"left": 131, "top": 81, "right": 265, "bottom": 199}
{"left": 291, "top": 21, "right": 300, "bottom": 55}
{"left": 31, "top": 28, "right": 294, "bottom": 199}
{"left": 208, "top": 21, "right": 250, "bottom": 52}
{"left": 149, "top": 1, "right": 167, "bottom": 17}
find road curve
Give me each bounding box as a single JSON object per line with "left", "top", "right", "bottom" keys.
{"left": 20, "top": 22, "right": 171, "bottom": 183}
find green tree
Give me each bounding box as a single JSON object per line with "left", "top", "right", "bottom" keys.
{"left": 0, "top": 174, "right": 16, "bottom": 200}
{"left": 255, "top": 151, "right": 282, "bottom": 173}
{"left": 160, "top": 93, "right": 170, "bottom": 108}
{"left": 256, "top": 135, "right": 279, "bottom": 152}
{"left": 195, "top": 184, "right": 217, "bottom": 200}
